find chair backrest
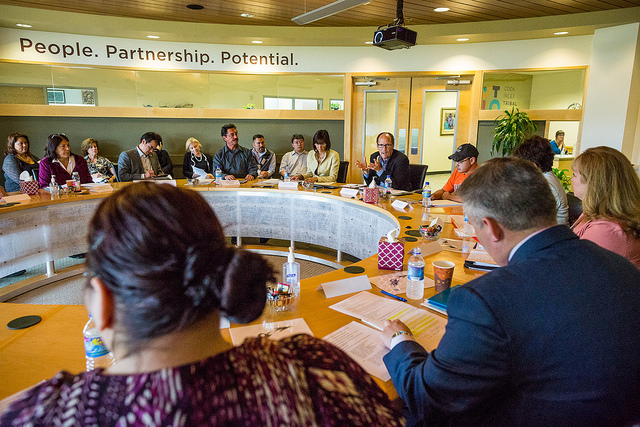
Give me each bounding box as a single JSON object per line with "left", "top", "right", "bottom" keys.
{"left": 408, "top": 163, "right": 428, "bottom": 191}
{"left": 337, "top": 161, "right": 349, "bottom": 183}
{"left": 566, "top": 191, "right": 583, "bottom": 226}
{"left": 112, "top": 163, "right": 120, "bottom": 182}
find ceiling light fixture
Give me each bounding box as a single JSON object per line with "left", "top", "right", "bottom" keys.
{"left": 456, "top": 38, "right": 469, "bottom": 42}
{"left": 554, "top": 31, "right": 569, "bottom": 35}
{"left": 292, "top": 0, "right": 370, "bottom": 25}
{"left": 434, "top": 7, "right": 450, "bottom": 12}
{"left": 186, "top": 4, "right": 204, "bottom": 10}
{"left": 355, "top": 81, "right": 377, "bottom": 86}
{"left": 241, "top": 13, "right": 254, "bottom": 18}
{"left": 251, "top": 40, "right": 263, "bottom": 44}
{"left": 16, "top": 23, "right": 32, "bottom": 28}
{"left": 147, "top": 35, "right": 160, "bottom": 39}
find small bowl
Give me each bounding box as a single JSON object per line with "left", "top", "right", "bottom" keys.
{"left": 302, "top": 181, "right": 314, "bottom": 190}
{"left": 420, "top": 224, "right": 442, "bottom": 241}
{"left": 266, "top": 286, "right": 297, "bottom": 312}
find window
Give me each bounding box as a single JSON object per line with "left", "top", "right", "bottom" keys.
{"left": 264, "top": 96, "right": 322, "bottom": 110}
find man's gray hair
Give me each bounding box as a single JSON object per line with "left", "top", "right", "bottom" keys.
{"left": 458, "top": 157, "right": 556, "bottom": 231}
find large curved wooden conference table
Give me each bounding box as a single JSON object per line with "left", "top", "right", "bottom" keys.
{"left": 0, "top": 180, "right": 485, "bottom": 401}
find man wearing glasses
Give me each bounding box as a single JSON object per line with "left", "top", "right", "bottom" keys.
{"left": 117, "top": 131, "right": 162, "bottom": 182}
{"left": 431, "top": 143, "right": 479, "bottom": 202}
{"left": 355, "top": 132, "right": 411, "bottom": 191}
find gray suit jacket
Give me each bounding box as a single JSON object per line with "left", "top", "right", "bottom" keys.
{"left": 117, "top": 148, "right": 161, "bottom": 182}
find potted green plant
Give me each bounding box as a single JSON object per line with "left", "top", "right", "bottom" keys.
{"left": 492, "top": 107, "right": 537, "bottom": 156}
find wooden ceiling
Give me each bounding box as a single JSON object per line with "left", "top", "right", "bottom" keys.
{"left": 3, "top": 0, "right": 640, "bottom": 27}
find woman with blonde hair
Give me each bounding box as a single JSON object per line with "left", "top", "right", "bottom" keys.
{"left": 183, "top": 137, "right": 213, "bottom": 179}
{"left": 571, "top": 146, "right": 640, "bottom": 268}
{"left": 81, "top": 138, "right": 116, "bottom": 183}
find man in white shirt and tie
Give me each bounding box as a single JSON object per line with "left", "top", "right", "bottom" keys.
{"left": 117, "top": 132, "right": 162, "bottom": 182}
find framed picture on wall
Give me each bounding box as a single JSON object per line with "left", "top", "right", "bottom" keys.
{"left": 440, "top": 108, "right": 456, "bottom": 135}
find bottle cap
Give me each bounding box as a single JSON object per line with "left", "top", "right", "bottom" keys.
{"left": 288, "top": 246, "right": 295, "bottom": 263}
{"left": 413, "top": 247, "right": 422, "bottom": 255}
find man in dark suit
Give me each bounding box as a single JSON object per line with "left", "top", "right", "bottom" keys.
{"left": 118, "top": 132, "right": 162, "bottom": 182}
{"left": 383, "top": 157, "right": 640, "bottom": 426}
{"left": 355, "top": 132, "right": 411, "bottom": 191}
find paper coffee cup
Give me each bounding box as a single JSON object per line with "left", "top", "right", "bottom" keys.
{"left": 433, "top": 260, "right": 455, "bottom": 293}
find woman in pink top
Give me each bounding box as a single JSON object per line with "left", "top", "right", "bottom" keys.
{"left": 571, "top": 146, "right": 640, "bottom": 269}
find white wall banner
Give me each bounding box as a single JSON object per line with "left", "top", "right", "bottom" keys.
{"left": 0, "top": 28, "right": 592, "bottom": 73}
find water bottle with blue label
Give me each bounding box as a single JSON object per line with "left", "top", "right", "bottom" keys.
{"left": 215, "top": 167, "right": 222, "bottom": 185}
{"left": 422, "top": 181, "right": 432, "bottom": 208}
{"left": 83, "top": 316, "right": 115, "bottom": 370}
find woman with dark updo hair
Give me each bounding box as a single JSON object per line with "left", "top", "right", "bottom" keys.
{"left": 1, "top": 183, "right": 401, "bottom": 426}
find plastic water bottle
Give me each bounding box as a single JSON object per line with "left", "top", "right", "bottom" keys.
{"left": 72, "top": 171, "right": 81, "bottom": 192}
{"left": 83, "top": 316, "right": 115, "bottom": 371}
{"left": 463, "top": 215, "right": 475, "bottom": 235}
{"left": 283, "top": 167, "right": 290, "bottom": 182}
{"left": 384, "top": 176, "right": 392, "bottom": 195}
{"left": 406, "top": 248, "right": 425, "bottom": 300}
{"left": 50, "top": 175, "right": 59, "bottom": 197}
{"left": 215, "top": 167, "right": 222, "bottom": 185}
{"left": 422, "top": 181, "right": 432, "bottom": 208}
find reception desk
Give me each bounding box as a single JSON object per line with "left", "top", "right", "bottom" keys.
{"left": 0, "top": 181, "right": 484, "bottom": 401}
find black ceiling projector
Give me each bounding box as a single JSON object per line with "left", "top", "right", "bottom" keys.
{"left": 373, "top": 25, "right": 417, "bottom": 50}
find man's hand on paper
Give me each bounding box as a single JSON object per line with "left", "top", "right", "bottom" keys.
{"left": 382, "top": 319, "right": 414, "bottom": 350}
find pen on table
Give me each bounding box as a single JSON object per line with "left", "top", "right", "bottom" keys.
{"left": 380, "top": 289, "right": 407, "bottom": 302}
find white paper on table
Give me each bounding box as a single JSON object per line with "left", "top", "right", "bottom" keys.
{"left": 229, "top": 318, "right": 313, "bottom": 346}
{"left": 342, "top": 184, "right": 365, "bottom": 189}
{"left": 219, "top": 179, "right": 241, "bottom": 186}
{"left": 2, "top": 194, "right": 32, "bottom": 203}
{"left": 329, "top": 291, "right": 446, "bottom": 351}
{"left": 422, "top": 212, "right": 451, "bottom": 223}
{"left": 339, "top": 188, "right": 359, "bottom": 198}
{"left": 439, "top": 237, "right": 463, "bottom": 252}
{"left": 82, "top": 183, "right": 113, "bottom": 193}
{"left": 430, "top": 199, "right": 462, "bottom": 207}
{"left": 416, "top": 240, "right": 444, "bottom": 257}
{"left": 323, "top": 321, "right": 391, "bottom": 382}
{"left": 466, "top": 249, "right": 498, "bottom": 266}
{"left": 191, "top": 166, "right": 207, "bottom": 178}
{"left": 450, "top": 215, "right": 465, "bottom": 229}
{"left": 260, "top": 179, "right": 281, "bottom": 184}
{"left": 321, "top": 275, "right": 371, "bottom": 298}
{"left": 370, "top": 272, "right": 435, "bottom": 294}
{"left": 278, "top": 181, "right": 299, "bottom": 190}
{"left": 391, "top": 200, "right": 409, "bottom": 210}
{"left": 389, "top": 188, "right": 411, "bottom": 196}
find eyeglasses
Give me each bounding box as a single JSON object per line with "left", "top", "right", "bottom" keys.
{"left": 456, "top": 158, "right": 470, "bottom": 164}
{"left": 49, "top": 133, "right": 68, "bottom": 139}
{"left": 377, "top": 144, "right": 393, "bottom": 148}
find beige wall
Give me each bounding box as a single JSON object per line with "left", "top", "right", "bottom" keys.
{"left": 422, "top": 91, "right": 458, "bottom": 172}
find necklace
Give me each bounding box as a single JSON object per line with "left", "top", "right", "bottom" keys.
{"left": 193, "top": 152, "right": 203, "bottom": 162}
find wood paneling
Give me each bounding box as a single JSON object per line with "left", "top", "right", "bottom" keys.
{"left": 0, "top": 0, "right": 636, "bottom": 27}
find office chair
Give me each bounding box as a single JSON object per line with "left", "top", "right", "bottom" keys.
{"left": 337, "top": 161, "right": 349, "bottom": 183}
{"left": 567, "top": 192, "right": 582, "bottom": 226}
{"left": 408, "top": 164, "right": 428, "bottom": 191}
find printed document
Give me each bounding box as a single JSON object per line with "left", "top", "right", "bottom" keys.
{"left": 329, "top": 291, "right": 446, "bottom": 351}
